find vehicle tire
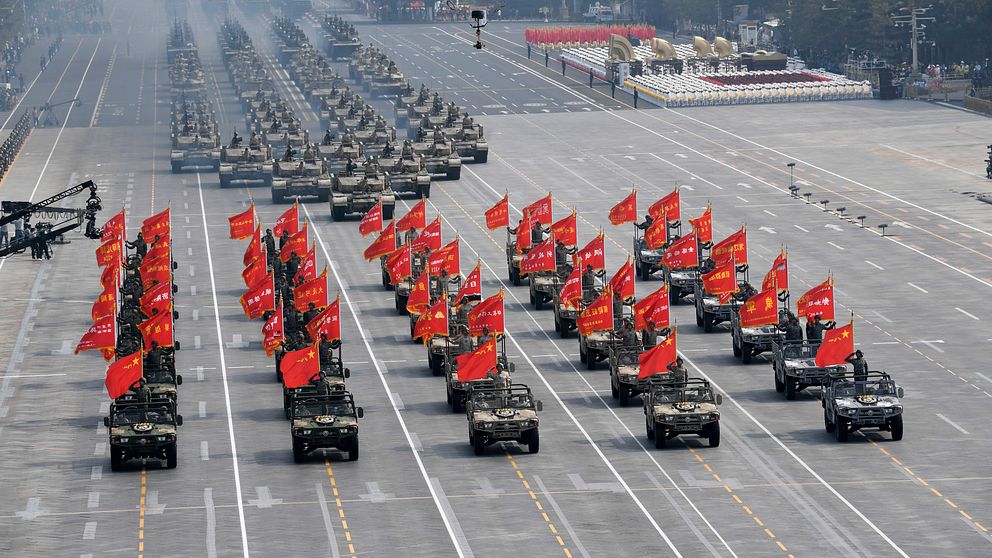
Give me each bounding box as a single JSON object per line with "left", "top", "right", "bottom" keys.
{"left": 703, "top": 313, "right": 714, "bottom": 333}
{"left": 785, "top": 378, "right": 797, "bottom": 400}
{"left": 110, "top": 448, "right": 124, "bottom": 472}
{"left": 347, "top": 437, "right": 359, "bottom": 461}
{"left": 171, "top": 161, "right": 182, "bottom": 173}
{"left": 219, "top": 175, "right": 229, "bottom": 189}
{"left": 453, "top": 397, "right": 463, "bottom": 414}
{"left": 331, "top": 205, "right": 346, "bottom": 221}
{"left": 654, "top": 426, "right": 667, "bottom": 448}
{"left": 473, "top": 433, "right": 486, "bottom": 455}
{"left": 511, "top": 268, "right": 521, "bottom": 286}
{"left": 446, "top": 386, "right": 452, "bottom": 405}
{"left": 611, "top": 374, "right": 619, "bottom": 399}
{"left": 639, "top": 262, "right": 650, "bottom": 281}
{"left": 889, "top": 415, "right": 903, "bottom": 441}
{"left": 695, "top": 306, "right": 704, "bottom": 327}
{"left": 528, "top": 429, "right": 539, "bottom": 454}
{"left": 553, "top": 312, "right": 561, "bottom": 333}
{"left": 559, "top": 321, "right": 570, "bottom": 339}
{"left": 732, "top": 335, "right": 742, "bottom": 357}
{"left": 529, "top": 286, "right": 535, "bottom": 305}
{"left": 535, "top": 295, "right": 544, "bottom": 311}
{"left": 395, "top": 293, "right": 407, "bottom": 315}
{"left": 292, "top": 438, "right": 305, "bottom": 463}
{"left": 707, "top": 422, "right": 721, "bottom": 447}
{"left": 579, "top": 342, "right": 587, "bottom": 363}
{"left": 824, "top": 409, "right": 836, "bottom": 433}
{"left": 618, "top": 385, "right": 630, "bottom": 407}
{"left": 646, "top": 418, "right": 655, "bottom": 440}
{"left": 317, "top": 190, "right": 330, "bottom": 203}
{"left": 836, "top": 415, "right": 849, "bottom": 442}
{"left": 586, "top": 352, "right": 596, "bottom": 370}
{"left": 774, "top": 370, "right": 785, "bottom": 393}
{"left": 165, "top": 444, "right": 178, "bottom": 469}
{"left": 382, "top": 204, "right": 394, "bottom": 220}
{"left": 741, "top": 343, "right": 752, "bottom": 364}
{"left": 271, "top": 189, "right": 284, "bottom": 204}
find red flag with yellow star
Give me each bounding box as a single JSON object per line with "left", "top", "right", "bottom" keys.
{"left": 104, "top": 352, "right": 143, "bottom": 399}
{"left": 456, "top": 338, "right": 498, "bottom": 382}
{"left": 281, "top": 344, "right": 320, "bottom": 389}
{"left": 638, "top": 327, "right": 678, "bottom": 379}
{"left": 815, "top": 321, "right": 854, "bottom": 367}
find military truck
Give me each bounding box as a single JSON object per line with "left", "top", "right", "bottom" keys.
{"left": 270, "top": 154, "right": 332, "bottom": 203}
{"left": 552, "top": 283, "right": 581, "bottom": 338}
{"left": 467, "top": 384, "right": 542, "bottom": 455}
{"left": 579, "top": 326, "right": 614, "bottom": 370}
{"left": 633, "top": 232, "right": 665, "bottom": 281}
{"left": 772, "top": 340, "right": 845, "bottom": 400}
{"left": 105, "top": 399, "right": 184, "bottom": 471}
{"left": 330, "top": 160, "right": 395, "bottom": 221}
{"left": 506, "top": 239, "right": 525, "bottom": 286}
{"left": 663, "top": 265, "right": 698, "bottom": 304}
{"left": 122, "top": 363, "right": 182, "bottom": 403}
{"left": 219, "top": 141, "right": 272, "bottom": 188}
{"left": 171, "top": 132, "right": 221, "bottom": 173}
{"left": 447, "top": 348, "right": 513, "bottom": 414}
{"left": 730, "top": 310, "right": 784, "bottom": 364}
{"left": 393, "top": 251, "right": 426, "bottom": 314}
{"left": 643, "top": 378, "right": 722, "bottom": 448}
{"left": 822, "top": 371, "right": 904, "bottom": 442}
{"left": 282, "top": 366, "right": 350, "bottom": 419}
{"left": 289, "top": 391, "right": 364, "bottom": 462}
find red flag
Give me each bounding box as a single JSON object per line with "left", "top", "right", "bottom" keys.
{"left": 140, "top": 281, "right": 172, "bottom": 316}
{"left": 100, "top": 261, "right": 120, "bottom": 289}
{"left": 712, "top": 227, "right": 748, "bottom": 266}
{"left": 298, "top": 244, "right": 317, "bottom": 282}
{"left": 364, "top": 221, "right": 396, "bottom": 261}
{"left": 551, "top": 212, "right": 577, "bottom": 246}
{"left": 242, "top": 250, "right": 268, "bottom": 288}
{"left": 762, "top": 249, "right": 789, "bottom": 293}
{"left": 468, "top": 290, "right": 505, "bottom": 335}
{"left": 281, "top": 344, "right": 320, "bottom": 389}
{"left": 358, "top": 199, "right": 383, "bottom": 237}
{"left": 76, "top": 314, "right": 116, "bottom": 359}
{"left": 104, "top": 352, "right": 143, "bottom": 399}
{"left": 229, "top": 204, "right": 255, "bottom": 240}
{"left": 559, "top": 266, "right": 582, "bottom": 310}
{"left": 273, "top": 201, "right": 299, "bottom": 237}
{"left": 516, "top": 210, "right": 533, "bottom": 253}
{"left": 638, "top": 327, "right": 678, "bottom": 379}
{"left": 139, "top": 257, "right": 173, "bottom": 290}
{"left": 521, "top": 235, "right": 555, "bottom": 275}
{"left": 797, "top": 278, "right": 835, "bottom": 321}
{"left": 293, "top": 269, "right": 329, "bottom": 312}
{"left": 91, "top": 285, "right": 117, "bottom": 322}
{"left": 573, "top": 234, "right": 605, "bottom": 271}
{"left": 397, "top": 198, "right": 427, "bottom": 231}
{"left": 95, "top": 238, "right": 123, "bottom": 268}
{"left": 386, "top": 244, "right": 412, "bottom": 284}
{"left": 145, "top": 238, "right": 171, "bottom": 263}
{"left": 455, "top": 262, "right": 481, "bottom": 305}
{"left": 609, "top": 190, "right": 637, "bottom": 225}
{"left": 701, "top": 257, "right": 736, "bottom": 295}
{"left": 100, "top": 209, "right": 126, "bottom": 242}
{"left": 137, "top": 311, "right": 174, "bottom": 350}
{"left": 240, "top": 273, "right": 275, "bottom": 319}
{"left": 141, "top": 208, "right": 171, "bottom": 239}
{"left": 689, "top": 204, "right": 713, "bottom": 244}
{"left": 739, "top": 286, "right": 778, "bottom": 327}
{"left": 662, "top": 232, "right": 697, "bottom": 270}
{"left": 577, "top": 288, "right": 613, "bottom": 335}
{"left": 411, "top": 217, "right": 441, "bottom": 253}
{"left": 428, "top": 239, "right": 460, "bottom": 276}
{"left": 262, "top": 303, "right": 284, "bottom": 357}
{"left": 815, "top": 321, "right": 854, "bottom": 367}
{"left": 608, "top": 258, "right": 635, "bottom": 301}
{"left": 306, "top": 296, "right": 341, "bottom": 342}
{"left": 648, "top": 188, "right": 680, "bottom": 222}
{"left": 406, "top": 270, "right": 431, "bottom": 314}
{"left": 280, "top": 223, "right": 308, "bottom": 263}
{"left": 456, "top": 337, "right": 498, "bottom": 382}
{"left": 635, "top": 284, "right": 670, "bottom": 331}
{"left": 644, "top": 217, "right": 668, "bottom": 250}
{"left": 413, "top": 295, "right": 448, "bottom": 343}
{"left": 485, "top": 194, "right": 509, "bottom": 230}
{"left": 243, "top": 225, "right": 262, "bottom": 266}
{"left": 524, "top": 193, "right": 553, "bottom": 225}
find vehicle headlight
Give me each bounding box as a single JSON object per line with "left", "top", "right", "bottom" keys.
{"left": 710, "top": 412, "right": 720, "bottom": 420}
{"left": 663, "top": 415, "right": 675, "bottom": 422}
{"left": 884, "top": 406, "right": 902, "bottom": 415}
{"left": 113, "top": 436, "right": 128, "bottom": 444}
{"left": 156, "top": 435, "right": 175, "bottom": 442}
{"left": 296, "top": 429, "right": 312, "bottom": 436}
{"left": 621, "top": 374, "right": 637, "bottom": 382}
{"left": 476, "top": 422, "right": 492, "bottom": 430}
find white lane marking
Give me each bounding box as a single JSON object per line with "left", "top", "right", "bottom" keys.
{"left": 87, "top": 492, "right": 99, "bottom": 508}
{"left": 872, "top": 310, "right": 892, "bottom": 323}
{"left": 880, "top": 144, "right": 986, "bottom": 179}
{"left": 304, "top": 205, "right": 470, "bottom": 558}
{"left": 827, "top": 241, "right": 845, "bottom": 251}
{"left": 0, "top": 373, "right": 67, "bottom": 379}
{"left": 906, "top": 282, "right": 928, "bottom": 294}
{"left": 196, "top": 175, "right": 250, "bottom": 557}
{"left": 794, "top": 225, "right": 809, "bottom": 233}
{"left": 200, "top": 441, "right": 210, "bottom": 461}
{"left": 865, "top": 260, "right": 884, "bottom": 270}
{"left": 82, "top": 521, "right": 97, "bottom": 540}
{"left": 975, "top": 373, "right": 992, "bottom": 385}
{"left": 935, "top": 413, "right": 970, "bottom": 435}
{"left": 763, "top": 210, "right": 777, "bottom": 217}
{"left": 315, "top": 483, "right": 342, "bottom": 558}
{"left": 204, "top": 488, "right": 217, "bottom": 558}
{"left": 955, "top": 307, "right": 980, "bottom": 321}
{"left": 736, "top": 196, "right": 749, "bottom": 203}
{"left": 199, "top": 401, "right": 206, "bottom": 418}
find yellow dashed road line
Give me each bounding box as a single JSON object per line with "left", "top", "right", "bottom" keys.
{"left": 506, "top": 453, "right": 573, "bottom": 558}
{"left": 138, "top": 467, "right": 146, "bottom": 558}
{"left": 324, "top": 460, "right": 357, "bottom": 558}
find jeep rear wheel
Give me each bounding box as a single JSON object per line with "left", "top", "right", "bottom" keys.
{"left": 889, "top": 415, "right": 903, "bottom": 441}
{"left": 703, "top": 313, "right": 714, "bottom": 333}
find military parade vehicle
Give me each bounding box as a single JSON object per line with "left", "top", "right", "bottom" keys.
{"left": 169, "top": 53, "right": 205, "bottom": 99}
{"left": 171, "top": 128, "right": 221, "bottom": 173}
{"left": 367, "top": 59, "right": 406, "bottom": 98}
{"left": 694, "top": 277, "right": 738, "bottom": 333}
{"left": 282, "top": 359, "right": 350, "bottom": 420}
{"left": 506, "top": 237, "right": 526, "bottom": 286}
{"left": 467, "top": 384, "right": 542, "bottom": 455}
{"left": 219, "top": 137, "right": 273, "bottom": 188}
{"left": 730, "top": 308, "right": 784, "bottom": 364}
{"left": 330, "top": 158, "right": 395, "bottom": 220}
{"left": 320, "top": 15, "right": 361, "bottom": 60}
{"left": 772, "top": 340, "right": 846, "bottom": 400}
{"left": 427, "top": 299, "right": 480, "bottom": 376}
{"left": 289, "top": 391, "right": 364, "bottom": 462}
{"left": 411, "top": 133, "right": 462, "bottom": 180}
{"left": 105, "top": 399, "right": 183, "bottom": 471}
{"left": 633, "top": 225, "right": 668, "bottom": 281}
{"left": 262, "top": 128, "right": 309, "bottom": 154}
{"left": 664, "top": 264, "right": 698, "bottom": 304}
{"left": 553, "top": 286, "right": 581, "bottom": 337}
{"left": 822, "top": 371, "right": 904, "bottom": 442}
{"left": 271, "top": 17, "right": 309, "bottom": 64}
{"left": 376, "top": 143, "right": 432, "bottom": 198}
{"left": 394, "top": 83, "right": 427, "bottom": 129}
{"left": 446, "top": 339, "right": 513, "bottom": 413}
{"left": 643, "top": 378, "right": 722, "bottom": 448}
{"left": 609, "top": 345, "right": 656, "bottom": 407}
{"left": 443, "top": 113, "right": 489, "bottom": 164}
{"left": 270, "top": 146, "right": 332, "bottom": 203}
{"left": 167, "top": 20, "right": 197, "bottom": 63}
{"left": 316, "top": 132, "right": 364, "bottom": 174}
{"left": 529, "top": 259, "right": 571, "bottom": 311}
{"left": 408, "top": 94, "right": 451, "bottom": 140}
{"left": 121, "top": 358, "right": 183, "bottom": 403}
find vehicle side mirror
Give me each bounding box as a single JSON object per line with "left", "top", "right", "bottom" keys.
{"left": 173, "top": 310, "right": 179, "bottom": 320}
{"left": 897, "top": 387, "right": 904, "bottom": 398}
{"left": 715, "top": 394, "right": 723, "bottom": 405}
{"left": 176, "top": 375, "right": 183, "bottom": 386}
{"left": 103, "top": 416, "right": 110, "bottom": 427}
{"left": 172, "top": 284, "right": 178, "bottom": 294}
{"left": 174, "top": 341, "right": 181, "bottom": 351}
{"left": 172, "top": 261, "right": 178, "bottom": 270}
{"left": 356, "top": 407, "right": 364, "bottom": 418}
{"left": 176, "top": 415, "right": 184, "bottom": 426}
{"left": 344, "top": 368, "right": 351, "bottom": 378}
{"left": 535, "top": 400, "right": 543, "bottom": 412}
{"left": 508, "top": 362, "right": 516, "bottom": 373}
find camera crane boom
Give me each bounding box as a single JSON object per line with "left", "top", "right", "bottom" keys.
{"left": 0, "top": 180, "right": 104, "bottom": 258}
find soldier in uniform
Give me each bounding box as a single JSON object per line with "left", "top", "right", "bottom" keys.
{"left": 311, "top": 370, "right": 334, "bottom": 395}
{"left": 126, "top": 232, "right": 147, "bottom": 259}
{"left": 635, "top": 213, "right": 654, "bottom": 231}
{"left": 381, "top": 141, "right": 394, "bottom": 158}
{"left": 132, "top": 378, "right": 152, "bottom": 402}
{"left": 279, "top": 229, "right": 290, "bottom": 250}
{"left": 555, "top": 239, "right": 575, "bottom": 269}
{"left": 303, "top": 302, "right": 320, "bottom": 328}
{"left": 642, "top": 320, "right": 659, "bottom": 348}
{"left": 581, "top": 264, "right": 600, "bottom": 302}
{"left": 263, "top": 229, "right": 276, "bottom": 256}
{"left": 530, "top": 219, "right": 546, "bottom": 246}
{"left": 666, "top": 357, "right": 688, "bottom": 387}
{"left": 401, "top": 140, "right": 414, "bottom": 159}
{"left": 145, "top": 340, "right": 163, "bottom": 372}
{"left": 230, "top": 131, "right": 241, "bottom": 148}
{"left": 806, "top": 314, "right": 835, "bottom": 345}
{"left": 778, "top": 312, "right": 803, "bottom": 342}
{"left": 282, "top": 144, "right": 294, "bottom": 162}
{"left": 845, "top": 350, "right": 868, "bottom": 387}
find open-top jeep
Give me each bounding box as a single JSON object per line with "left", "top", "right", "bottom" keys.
{"left": 771, "top": 340, "right": 844, "bottom": 400}
{"left": 105, "top": 398, "right": 183, "bottom": 471}
{"left": 467, "top": 384, "right": 542, "bottom": 455}
{"left": 643, "top": 378, "right": 722, "bottom": 448}
{"left": 289, "top": 391, "right": 364, "bottom": 462}
{"left": 822, "top": 371, "right": 904, "bottom": 442}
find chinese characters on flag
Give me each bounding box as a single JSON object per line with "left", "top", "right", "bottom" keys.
{"left": 609, "top": 190, "right": 637, "bottom": 226}
{"left": 456, "top": 338, "right": 498, "bottom": 382}
{"left": 228, "top": 204, "right": 255, "bottom": 240}
{"left": 797, "top": 277, "right": 835, "bottom": 321}
{"left": 485, "top": 194, "right": 509, "bottom": 230}
{"left": 739, "top": 286, "right": 778, "bottom": 327}
{"left": 815, "top": 321, "right": 854, "bottom": 367}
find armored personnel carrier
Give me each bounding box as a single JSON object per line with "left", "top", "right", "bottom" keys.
{"left": 321, "top": 15, "right": 361, "bottom": 61}
{"left": 643, "top": 378, "right": 722, "bottom": 448}
{"left": 289, "top": 391, "right": 364, "bottom": 462}
{"left": 105, "top": 399, "right": 184, "bottom": 471}
{"left": 330, "top": 158, "right": 395, "bottom": 220}
{"left": 411, "top": 134, "right": 461, "bottom": 180}
{"left": 467, "top": 384, "right": 542, "bottom": 455}
{"left": 377, "top": 142, "right": 431, "bottom": 198}
{"left": 822, "top": 371, "right": 904, "bottom": 442}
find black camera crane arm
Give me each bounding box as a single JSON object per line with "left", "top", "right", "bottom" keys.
{"left": 0, "top": 180, "right": 99, "bottom": 228}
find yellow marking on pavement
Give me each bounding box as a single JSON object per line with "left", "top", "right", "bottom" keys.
{"left": 324, "top": 460, "right": 356, "bottom": 558}
{"left": 506, "top": 453, "right": 573, "bottom": 557}
{"left": 138, "top": 468, "right": 146, "bottom": 558}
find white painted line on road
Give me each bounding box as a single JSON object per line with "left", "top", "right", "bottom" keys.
{"left": 975, "top": 373, "right": 992, "bottom": 385}
{"left": 200, "top": 441, "right": 210, "bottom": 461}
{"left": 304, "top": 204, "right": 470, "bottom": 558}
{"left": 872, "top": 342, "right": 899, "bottom": 345}
{"left": 955, "top": 307, "right": 979, "bottom": 321}
{"left": 880, "top": 144, "right": 985, "bottom": 179}
{"left": 736, "top": 196, "right": 749, "bottom": 203}
{"left": 196, "top": 174, "right": 250, "bottom": 557}
{"left": 865, "top": 260, "right": 884, "bottom": 270}
{"left": 906, "top": 282, "right": 928, "bottom": 294}
{"left": 315, "top": 483, "right": 342, "bottom": 558}
{"left": 87, "top": 492, "right": 99, "bottom": 509}
{"left": 93, "top": 443, "right": 105, "bottom": 456}
{"left": 827, "top": 241, "right": 845, "bottom": 251}
{"left": 763, "top": 210, "right": 776, "bottom": 217}
{"left": 199, "top": 401, "right": 207, "bottom": 418}
{"left": 82, "top": 521, "right": 96, "bottom": 540}
{"left": 90, "top": 466, "right": 102, "bottom": 481}
{"left": 872, "top": 310, "right": 892, "bottom": 323}
{"left": 794, "top": 225, "right": 809, "bottom": 233}
{"left": 0, "top": 373, "right": 67, "bottom": 379}
{"left": 936, "top": 413, "right": 969, "bottom": 435}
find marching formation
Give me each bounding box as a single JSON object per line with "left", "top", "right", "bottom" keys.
{"left": 169, "top": 21, "right": 222, "bottom": 173}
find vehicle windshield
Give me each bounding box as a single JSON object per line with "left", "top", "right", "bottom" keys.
{"left": 294, "top": 400, "right": 355, "bottom": 417}
{"left": 782, "top": 343, "right": 813, "bottom": 359}
{"left": 144, "top": 368, "right": 175, "bottom": 383}
{"left": 831, "top": 378, "right": 898, "bottom": 397}
{"left": 472, "top": 392, "right": 533, "bottom": 411}
{"left": 617, "top": 351, "right": 639, "bottom": 366}
{"left": 112, "top": 405, "right": 175, "bottom": 425}
{"left": 654, "top": 386, "right": 714, "bottom": 404}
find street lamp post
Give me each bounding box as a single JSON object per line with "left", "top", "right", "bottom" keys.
{"left": 892, "top": 4, "right": 935, "bottom": 77}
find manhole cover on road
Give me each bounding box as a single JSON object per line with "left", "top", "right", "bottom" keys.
{"left": 522, "top": 102, "right": 547, "bottom": 107}
{"left": 482, "top": 104, "right": 506, "bottom": 109}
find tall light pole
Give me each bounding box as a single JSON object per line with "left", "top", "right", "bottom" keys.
{"left": 892, "top": 4, "right": 935, "bottom": 76}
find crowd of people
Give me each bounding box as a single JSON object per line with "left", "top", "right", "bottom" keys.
{"left": 0, "top": 111, "right": 33, "bottom": 184}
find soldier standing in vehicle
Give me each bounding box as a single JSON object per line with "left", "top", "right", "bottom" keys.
{"left": 642, "top": 320, "right": 659, "bottom": 348}
{"left": 846, "top": 350, "right": 868, "bottom": 386}
{"left": 264, "top": 228, "right": 276, "bottom": 256}
{"left": 555, "top": 239, "right": 575, "bottom": 269}
{"left": 635, "top": 213, "right": 654, "bottom": 231}
{"left": 312, "top": 370, "right": 334, "bottom": 395}
{"left": 581, "top": 264, "right": 598, "bottom": 302}
{"left": 145, "top": 341, "right": 163, "bottom": 372}
{"left": 303, "top": 302, "right": 319, "bottom": 329}
{"left": 126, "top": 232, "right": 147, "bottom": 259}
{"left": 404, "top": 226, "right": 418, "bottom": 245}
{"left": 778, "top": 312, "right": 803, "bottom": 342}
{"left": 278, "top": 229, "right": 290, "bottom": 251}
{"left": 806, "top": 314, "right": 834, "bottom": 345}
{"left": 667, "top": 357, "right": 687, "bottom": 387}
{"left": 530, "top": 219, "right": 546, "bottom": 246}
